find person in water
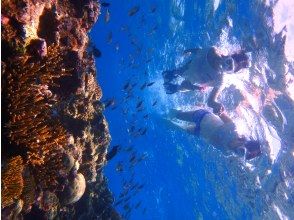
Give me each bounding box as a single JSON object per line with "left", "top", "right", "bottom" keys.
{"left": 168, "top": 107, "right": 262, "bottom": 160}
{"left": 163, "top": 46, "right": 251, "bottom": 113}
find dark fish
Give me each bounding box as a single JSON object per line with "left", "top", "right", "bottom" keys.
{"left": 124, "top": 146, "right": 133, "bottom": 152}
{"left": 101, "top": 2, "right": 110, "bottom": 7}
{"left": 146, "top": 58, "right": 152, "bottom": 63}
{"left": 93, "top": 47, "right": 101, "bottom": 58}
{"left": 142, "top": 208, "right": 147, "bottom": 214}
{"left": 128, "top": 6, "right": 140, "bottom": 16}
{"left": 147, "top": 82, "right": 155, "bottom": 87}
{"left": 105, "top": 9, "right": 110, "bottom": 23}
{"left": 121, "top": 25, "right": 128, "bottom": 32}
{"left": 136, "top": 100, "right": 143, "bottom": 108}
{"left": 116, "top": 162, "right": 124, "bottom": 172}
{"left": 143, "top": 114, "right": 149, "bottom": 119}
{"left": 104, "top": 99, "right": 115, "bottom": 108}
{"left": 107, "top": 31, "right": 112, "bottom": 44}
{"left": 137, "top": 184, "right": 145, "bottom": 190}
{"left": 150, "top": 5, "right": 156, "bottom": 13}
{"left": 152, "top": 100, "right": 158, "bottom": 106}
{"left": 125, "top": 93, "right": 133, "bottom": 100}
{"left": 106, "top": 145, "right": 120, "bottom": 161}
{"left": 135, "top": 201, "right": 142, "bottom": 209}
{"left": 111, "top": 106, "right": 117, "bottom": 110}
{"left": 123, "top": 82, "right": 131, "bottom": 90}
{"left": 140, "top": 128, "right": 147, "bottom": 135}
{"left": 140, "top": 83, "right": 147, "bottom": 90}
{"left": 132, "top": 83, "right": 138, "bottom": 87}
{"left": 115, "top": 199, "right": 123, "bottom": 206}
{"left": 129, "top": 155, "right": 136, "bottom": 163}
{"left": 148, "top": 25, "right": 158, "bottom": 35}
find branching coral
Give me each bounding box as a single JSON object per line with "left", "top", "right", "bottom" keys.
{"left": 5, "top": 45, "right": 70, "bottom": 166}
{"left": 1, "top": 156, "right": 24, "bottom": 208}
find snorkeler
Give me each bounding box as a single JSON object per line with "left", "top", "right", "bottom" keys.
{"left": 163, "top": 46, "right": 251, "bottom": 113}
{"left": 168, "top": 107, "right": 261, "bottom": 160}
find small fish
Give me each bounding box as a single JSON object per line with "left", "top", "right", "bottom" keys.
{"left": 147, "top": 82, "right": 155, "bottom": 87}
{"left": 107, "top": 31, "right": 112, "bottom": 44}
{"left": 143, "top": 114, "right": 149, "bottom": 119}
{"left": 142, "top": 208, "right": 147, "bottom": 214}
{"left": 104, "top": 99, "right": 115, "bottom": 108}
{"left": 123, "top": 82, "right": 131, "bottom": 90}
{"left": 92, "top": 47, "right": 101, "bottom": 58}
{"left": 136, "top": 100, "right": 143, "bottom": 109}
{"left": 152, "top": 100, "right": 157, "bottom": 106}
{"left": 140, "top": 83, "right": 147, "bottom": 90}
{"left": 128, "top": 6, "right": 140, "bottom": 16}
{"left": 129, "top": 154, "right": 136, "bottom": 163}
{"left": 150, "top": 5, "right": 156, "bottom": 13}
{"left": 140, "top": 128, "right": 147, "bottom": 135}
{"left": 116, "top": 162, "right": 124, "bottom": 172}
{"left": 137, "top": 184, "right": 145, "bottom": 190}
{"left": 135, "top": 201, "right": 142, "bottom": 209}
{"left": 105, "top": 9, "right": 110, "bottom": 23}
{"left": 129, "top": 125, "right": 135, "bottom": 133}
{"left": 101, "top": 2, "right": 110, "bottom": 7}
{"left": 124, "top": 146, "right": 133, "bottom": 152}
{"left": 115, "top": 199, "right": 123, "bottom": 206}
{"left": 121, "top": 25, "right": 128, "bottom": 32}
{"left": 146, "top": 58, "right": 152, "bottom": 63}
{"left": 148, "top": 25, "right": 158, "bottom": 35}
{"left": 106, "top": 145, "right": 120, "bottom": 161}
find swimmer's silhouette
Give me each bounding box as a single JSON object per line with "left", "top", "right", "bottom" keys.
{"left": 163, "top": 46, "right": 251, "bottom": 114}
{"left": 168, "top": 107, "right": 261, "bottom": 160}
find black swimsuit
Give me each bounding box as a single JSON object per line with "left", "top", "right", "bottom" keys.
{"left": 193, "top": 109, "right": 210, "bottom": 136}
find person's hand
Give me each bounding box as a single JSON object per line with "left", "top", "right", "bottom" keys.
{"left": 212, "top": 102, "right": 224, "bottom": 115}
{"left": 196, "top": 85, "right": 207, "bottom": 92}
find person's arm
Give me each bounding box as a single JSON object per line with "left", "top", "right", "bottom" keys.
{"left": 207, "top": 79, "right": 225, "bottom": 115}
{"left": 218, "top": 111, "right": 234, "bottom": 124}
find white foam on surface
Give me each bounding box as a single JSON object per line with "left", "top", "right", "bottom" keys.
{"left": 273, "top": 0, "right": 294, "bottom": 60}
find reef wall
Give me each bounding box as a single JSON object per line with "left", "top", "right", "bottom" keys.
{"left": 1, "top": 0, "right": 120, "bottom": 219}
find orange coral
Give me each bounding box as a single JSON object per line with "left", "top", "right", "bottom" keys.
{"left": 5, "top": 45, "right": 70, "bottom": 166}
{"left": 1, "top": 156, "right": 24, "bottom": 208}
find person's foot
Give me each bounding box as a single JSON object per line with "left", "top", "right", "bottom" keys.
{"left": 168, "top": 109, "right": 179, "bottom": 119}
{"left": 244, "top": 141, "right": 262, "bottom": 160}
{"left": 235, "top": 140, "right": 261, "bottom": 160}
{"left": 164, "top": 82, "right": 179, "bottom": 94}
{"left": 162, "top": 70, "right": 179, "bottom": 82}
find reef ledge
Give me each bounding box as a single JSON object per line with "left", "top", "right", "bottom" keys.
{"left": 1, "top": 0, "right": 120, "bottom": 219}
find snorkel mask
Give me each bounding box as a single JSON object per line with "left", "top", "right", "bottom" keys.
{"left": 221, "top": 56, "right": 235, "bottom": 72}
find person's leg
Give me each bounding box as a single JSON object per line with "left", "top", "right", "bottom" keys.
{"left": 178, "top": 80, "right": 204, "bottom": 92}
{"left": 164, "top": 80, "right": 203, "bottom": 94}
{"left": 162, "top": 61, "right": 191, "bottom": 82}
{"left": 169, "top": 109, "right": 197, "bottom": 122}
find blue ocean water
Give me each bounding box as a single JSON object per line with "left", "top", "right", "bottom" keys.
{"left": 91, "top": 0, "right": 294, "bottom": 219}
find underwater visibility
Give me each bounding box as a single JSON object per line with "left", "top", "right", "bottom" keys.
{"left": 1, "top": 0, "right": 294, "bottom": 219}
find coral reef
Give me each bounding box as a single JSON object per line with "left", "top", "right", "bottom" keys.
{"left": 1, "top": 156, "right": 24, "bottom": 208}
{"left": 1, "top": 0, "right": 120, "bottom": 219}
